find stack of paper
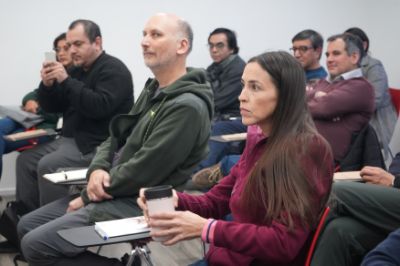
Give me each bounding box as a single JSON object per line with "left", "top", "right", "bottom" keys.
{"left": 95, "top": 216, "right": 150, "bottom": 240}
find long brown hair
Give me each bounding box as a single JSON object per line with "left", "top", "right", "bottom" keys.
{"left": 241, "top": 51, "right": 322, "bottom": 230}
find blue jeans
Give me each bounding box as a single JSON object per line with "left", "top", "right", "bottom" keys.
{"left": 0, "top": 117, "right": 51, "bottom": 177}
{"left": 220, "top": 154, "right": 240, "bottom": 176}
{"left": 195, "top": 119, "right": 246, "bottom": 172}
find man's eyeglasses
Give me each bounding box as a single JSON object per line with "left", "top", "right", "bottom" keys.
{"left": 290, "top": 46, "right": 314, "bottom": 53}
{"left": 208, "top": 42, "right": 226, "bottom": 50}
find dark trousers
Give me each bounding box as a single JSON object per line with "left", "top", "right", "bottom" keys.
{"left": 311, "top": 182, "right": 400, "bottom": 266}
{"left": 16, "top": 137, "right": 94, "bottom": 212}
{"left": 361, "top": 228, "right": 400, "bottom": 265}
{"left": 18, "top": 195, "right": 141, "bottom": 266}
{"left": 220, "top": 155, "right": 240, "bottom": 176}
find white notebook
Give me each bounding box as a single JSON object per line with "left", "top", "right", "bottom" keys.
{"left": 333, "top": 171, "right": 362, "bottom": 182}
{"left": 94, "top": 216, "right": 150, "bottom": 240}
{"left": 43, "top": 169, "right": 88, "bottom": 183}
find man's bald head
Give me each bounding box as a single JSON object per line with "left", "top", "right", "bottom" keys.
{"left": 147, "top": 13, "right": 193, "bottom": 54}
{"left": 141, "top": 13, "right": 193, "bottom": 81}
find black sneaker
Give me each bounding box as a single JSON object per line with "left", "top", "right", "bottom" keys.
{"left": 120, "top": 253, "right": 141, "bottom": 266}
{"left": 0, "top": 240, "right": 18, "bottom": 253}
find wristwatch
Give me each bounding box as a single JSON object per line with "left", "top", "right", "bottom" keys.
{"left": 393, "top": 174, "right": 400, "bottom": 189}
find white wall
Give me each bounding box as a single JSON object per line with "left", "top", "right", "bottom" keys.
{"left": 0, "top": 0, "right": 399, "bottom": 194}
{"left": 0, "top": 0, "right": 399, "bottom": 105}
{"left": 0, "top": 152, "right": 17, "bottom": 195}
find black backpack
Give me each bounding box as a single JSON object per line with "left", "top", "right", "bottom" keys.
{"left": 0, "top": 201, "right": 29, "bottom": 249}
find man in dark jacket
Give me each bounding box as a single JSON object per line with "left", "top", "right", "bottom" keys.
{"left": 207, "top": 28, "right": 245, "bottom": 120}
{"left": 18, "top": 13, "right": 213, "bottom": 265}
{"left": 16, "top": 19, "right": 134, "bottom": 212}
{"left": 190, "top": 28, "right": 246, "bottom": 189}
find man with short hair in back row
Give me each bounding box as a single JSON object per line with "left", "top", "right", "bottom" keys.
{"left": 291, "top": 29, "right": 328, "bottom": 89}
{"left": 18, "top": 13, "right": 213, "bottom": 265}
{"left": 190, "top": 28, "right": 247, "bottom": 189}
{"left": 207, "top": 28, "right": 246, "bottom": 121}
{"left": 307, "top": 33, "right": 375, "bottom": 163}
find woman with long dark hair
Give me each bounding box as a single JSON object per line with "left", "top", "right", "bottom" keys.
{"left": 138, "top": 51, "right": 333, "bottom": 265}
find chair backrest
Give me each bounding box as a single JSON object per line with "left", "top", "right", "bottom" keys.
{"left": 15, "top": 144, "right": 35, "bottom": 152}
{"left": 304, "top": 206, "right": 330, "bottom": 266}
{"left": 389, "top": 88, "right": 400, "bottom": 116}
{"left": 338, "top": 124, "right": 385, "bottom": 171}
{"left": 15, "top": 127, "right": 38, "bottom": 152}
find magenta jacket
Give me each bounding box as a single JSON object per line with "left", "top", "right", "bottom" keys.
{"left": 178, "top": 131, "right": 333, "bottom": 265}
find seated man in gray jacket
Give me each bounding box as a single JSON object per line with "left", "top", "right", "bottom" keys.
{"left": 17, "top": 13, "right": 213, "bottom": 266}
{"left": 345, "top": 27, "right": 396, "bottom": 158}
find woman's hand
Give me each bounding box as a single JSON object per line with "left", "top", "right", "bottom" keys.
{"left": 137, "top": 188, "right": 179, "bottom": 221}
{"left": 147, "top": 211, "right": 208, "bottom": 246}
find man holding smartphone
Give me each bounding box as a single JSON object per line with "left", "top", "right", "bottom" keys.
{"left": 15, "top": 19, "right": 134, "bottom": 213}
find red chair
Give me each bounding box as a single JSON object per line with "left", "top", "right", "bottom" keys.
{"left": 304, "top": 206, "right": 330, "bottom": 266}
{"left": 389, "top": 88, "right": 400, "bottom": 115}
{"left": 14, "top": 127, "right": 39, "bottom": 152}
{"left": 15, "top": 143, "right": 36, "bottom": 152}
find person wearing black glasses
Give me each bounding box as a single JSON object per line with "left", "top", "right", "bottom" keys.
{"left": 188, "top": 28, "right": 247, "bottom": 190}
{"left": 291, "top": 29, "right": 327, "bottom": 90}
{"left": 207, "top": 27, "right": 246, "bottom": 121}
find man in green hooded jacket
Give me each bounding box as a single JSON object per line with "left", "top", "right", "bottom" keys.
{"left": 17, "top": 13, "right": 213, "bottom": 265}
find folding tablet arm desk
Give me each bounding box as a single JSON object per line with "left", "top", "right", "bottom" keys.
{"left": 58, "top": 226, "right": 153, "bottom": 266}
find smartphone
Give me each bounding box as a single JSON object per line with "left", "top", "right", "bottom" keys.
{"left": 44, "top": 51, "right": 56, "bottom": 62}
